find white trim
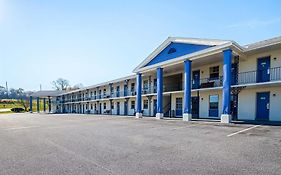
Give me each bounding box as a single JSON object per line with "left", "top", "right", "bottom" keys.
{"left": 232, "top": 80, "right": 281, "bottom": 88}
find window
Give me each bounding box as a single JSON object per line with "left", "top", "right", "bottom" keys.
{"left": 131, "top": 101, "right": 135, "bottom": 109}
{"left": 91, "top": 104, "right": 93, "bottom": 110}
{"left": 103, "top": 103, "right": 107, "bottom": 110}
{"left": 111, "top": 102, "right": 114, "bottom": 109}
{"left": 209, "top": 95, "right": 219, "bottom": 109}
{"left": 168, "top": 48, "right": 176, "bottom": 54}
{"left": 209, "top": 66, "right": 219, "bottom": 79}
{"left": 103, "top": 89, "right": 106, "bottom": 95}
{"left": 209, "top": 95, "right": 219, "bottom": 117}
{"left": 176, "top": 98, "right": 182, "bottom": 110}
{"left": 143, "top": 100, "right": 148, "bottom": 109}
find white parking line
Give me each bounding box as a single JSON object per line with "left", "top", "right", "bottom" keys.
{"left": 227, "top": 125, "right": 260, "bottom": 137}
{"left": 2, "top": 126, "right": 39, "bottom": 130}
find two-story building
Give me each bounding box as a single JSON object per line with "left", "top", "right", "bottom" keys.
{"left": 53, "top": 36, "right": 281, "bottom": 123}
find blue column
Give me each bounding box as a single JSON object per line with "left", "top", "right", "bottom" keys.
{"left": 29, "top": 96, "right": 33, "bottom": 113}
{"left": 183, "top": 60, "right": 192, "bottom": 115}
{"left": 221, "top": 49, "right": 232, "bottom": 123}
{"left": 43, "top": 98, "right": 46, "bottom": 112}
{"left": 48, "top": 97, "right": 51, "bottom": 113}
{"left": 156, "top": 67, "right": 163, "bottom": 119}
{"left": 136, "top": 73, "right": 142, "bottom": 118}
{"left": 37, "top": 97, "right": 40, "bottom": 113}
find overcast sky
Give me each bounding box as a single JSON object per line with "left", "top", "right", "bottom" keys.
{"left": 0, "top": 0, "right": 281, "bottom": 91}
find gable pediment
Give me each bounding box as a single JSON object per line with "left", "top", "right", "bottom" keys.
{"left": 145, "top": 42, "right": 213, "bottom": 67}
{"left": 133, "top": 37, "right": 231, "bottom": 73}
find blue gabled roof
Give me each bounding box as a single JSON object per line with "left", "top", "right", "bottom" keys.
{"left": 145, "top": 42, "right": 213, "bottom": 67}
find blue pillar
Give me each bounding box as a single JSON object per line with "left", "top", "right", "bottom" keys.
{"left": 221, "top": 49, "right": 232, "bottom": 123}
{"left": 183, "top": 60, "right": 192, "bottom": 121}
{"left": 136, "top": 73, "right": 142, "bottom": 118}
{"left": 156, "top": 67, "right": 163, "bottom": 119}
{"left": 29, "top": 96, "right": 33, "bottom": 113}
{"left": 48, "top": 97, "right": 51, "bottom": 113}
{"left": 43, "top": 98, "right": 46, "bottom": 112}
{"left": 37, "top": 97, "right": 40, "bottom": 113}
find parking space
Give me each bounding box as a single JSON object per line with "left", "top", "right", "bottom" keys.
{"left": 0, "top": 113, "right": 280, "bottom": 175}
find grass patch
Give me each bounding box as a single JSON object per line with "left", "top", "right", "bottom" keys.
{"left": 0, "top": 99, "right": 49, "bottom": 112}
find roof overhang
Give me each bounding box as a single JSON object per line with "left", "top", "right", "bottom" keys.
{"left": 134, "top": 41, "right": 244, "bottom": 74}
{"left": 133, "top": 37, "right": 233, "bottom": 73}
{"left": 59, "top": 74, "right": 136, "bottom": 96}
{"left": 31, "top": 90, "right": 64, "bottom": 98}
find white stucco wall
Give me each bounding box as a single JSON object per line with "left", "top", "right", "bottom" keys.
{"left": 240, "top": 49, "right": 281, "bottom": 73}
{"left": 238, "top": 85, "right": 281, "bottom": 121}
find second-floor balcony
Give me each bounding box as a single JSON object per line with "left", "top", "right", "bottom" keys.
{"left": 237, "top": 66, "right": 281, "bottom": 85}
{"left": 58, "top": 67, "right": 281, "bottom": 104}
{"left": 191, "top": 66, "right": 281, "bottom": 89}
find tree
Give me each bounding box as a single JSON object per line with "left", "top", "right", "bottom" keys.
{"left": 0, "top": 86, "right": 5, "bottom": 98}
{"left": 18, "top": 96, "right": 29, "bottom": 111}
{"left": 52, "top": 78, "right": 70, "bottom": 90}
{"left": 68, "top": 83, "right": 83, "bottom": 90}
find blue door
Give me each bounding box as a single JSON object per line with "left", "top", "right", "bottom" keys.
{"left": 124, "top": 84, "right": 128, "bottom": 96}
{"left": 99, "top": 103, "right": 102, "bottom": 114}
{"left": 117, "top": 102, "right": 120, "bottom": 115}
{"left": 153, "top": 99, "right": 157, "bottom": 116}
{"left": 192, "top": 70, "right": 200, "bottom": 89}
{"left": 256, "top": 92, "right": 270, "bottom": 121}
{"left": 175, "top": 98, "right": 183, "bottom": 117}
{"left": 116, "top": 86, "right": 120, "bottom": 97}
{"left": 191, "top": 96, "right": 199, "bottom": 118}
{"left": 257, "top": 57, "right": 270, "bottom": 83}
{"left": 124, "top": 101, "right": 128, "bottom": 115}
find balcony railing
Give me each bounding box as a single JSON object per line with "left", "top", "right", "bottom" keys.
{"left": 194, "top": 76, "right": 221, "bottom": 89}
{"left": 237, "top": 67, "right": 281, "bottom": 85}
{"left": 58, "top": 67, "right": 281, "bottom": 104}
{"left": 164, "top": 84, "right": 183, "bottom": 92}
{"left": 142, "top": 87, "right": 155, "bottom": 94}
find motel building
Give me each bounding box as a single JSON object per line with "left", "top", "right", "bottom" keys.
{"left": 49, "top": 36, "right": 281, "bottom": 123}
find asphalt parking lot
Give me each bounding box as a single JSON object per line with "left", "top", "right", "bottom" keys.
{"left": 0, "top": 113, "right": 280, "bottom": 175}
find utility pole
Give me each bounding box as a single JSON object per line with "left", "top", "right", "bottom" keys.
{"left": 5, "top": 81, "right": 8, "bottom": 99}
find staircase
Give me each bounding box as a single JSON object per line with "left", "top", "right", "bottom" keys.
{"left": 163, "top": 102, "right": 171, "bottom": 117}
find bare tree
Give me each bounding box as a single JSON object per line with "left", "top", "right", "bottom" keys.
{"left": 68, "top": 83, "right": 83, "bottom": 90}
{"left": 18, "top": 97, "right": 29, "bottom": 111}
{"left": 52, "top": 78, "right": 70, "bottom": 90}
